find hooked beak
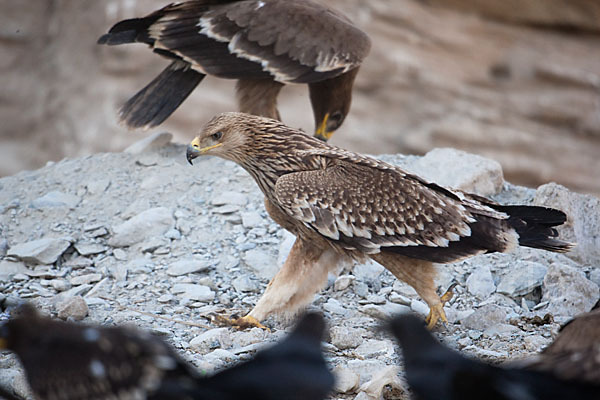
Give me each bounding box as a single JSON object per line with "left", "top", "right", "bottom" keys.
{"left": 186, "top": 137, "right": 222, "bottom": 165}
{"left": 314, "top": 113, "right": 333, "bottom": 142}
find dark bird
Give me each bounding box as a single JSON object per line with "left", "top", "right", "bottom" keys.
{"left": 521, "top": 301, "right": 600, "bottom": 385}
{"left": 98, "top": 0, "right": 371, "bottom": 140}
{"left": 0, "top": 304, "right": 333, "bottom": 400}
{"left": 186, "top": 112, "right": 573, "bottom": 329}
{"left": 387, "top": 313, "right": 600, "bottom": 400}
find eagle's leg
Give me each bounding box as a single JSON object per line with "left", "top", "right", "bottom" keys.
{"left": 372, "top": 253, "right": 447, "bottom": 329}
{"left": 247, "top": 238, "right": 344, "bottom": 324}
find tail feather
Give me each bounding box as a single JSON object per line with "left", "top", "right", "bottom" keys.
{"left": 494, "top": 205, "right": 574, "bottom": 253}
{"left": 97, "top": 16, "right": 160, "bottom": 45}
{"left": 119, "top": 61, "right": 205, "bottom": 129}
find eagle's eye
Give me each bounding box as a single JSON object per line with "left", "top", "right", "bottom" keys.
{"left": 211, "top": 132, "right": 223, "bottom": 141}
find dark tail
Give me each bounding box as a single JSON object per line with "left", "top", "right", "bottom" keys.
{"left": 119, "top": 61, "right": 205, "bottom": 129}
{"left": 97, "top": 15, "right": 160, "bottom": 46}
{"left": 495, "top": 205, "right": 574, "bottom": 253}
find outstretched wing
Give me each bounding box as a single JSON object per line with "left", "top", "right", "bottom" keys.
{"left": 137, "top": 0, "right": 371, "bottom": 83}
{"left": 274, "top": 159, "right": 480, "bottom": 256}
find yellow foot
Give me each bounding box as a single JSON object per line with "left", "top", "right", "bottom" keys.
{"left": 210, "top": 313, "right": 270, "bottom": 331}
{"left": 424, "top": 283, "right": 457, "bottom": 330}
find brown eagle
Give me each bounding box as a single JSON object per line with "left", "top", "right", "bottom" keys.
{"left": 186, "top": 113, "right": 573, "bottom": 329}
{"left": 98, "top": 0, "right": 371, "bottom": 141}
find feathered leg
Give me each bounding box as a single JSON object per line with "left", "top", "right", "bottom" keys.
{"left": 247, "top": 238, "right": 344, "bottom": 322}
{"left": 371, "top": 253, "right": 449, "bottom": 329}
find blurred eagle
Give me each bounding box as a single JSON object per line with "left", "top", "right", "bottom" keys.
{"left": 98, "top": 0, "right": 371, "bottom": 141}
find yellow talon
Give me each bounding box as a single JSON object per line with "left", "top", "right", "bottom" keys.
{"left": 425, "top": 283, "right": 457, "bottom": 330}
{"left": 210, "top": 313, "right": 270, "bottom": 331}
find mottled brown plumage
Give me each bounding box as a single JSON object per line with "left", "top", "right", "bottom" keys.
{"left": 98, "top": 0, "right": 370, "bottom": 140}
{"left": 523, "top": 304, "right": 600, "bottom": 385}
{"left": 187, "top": 113, "right": 573, "bottom": 328}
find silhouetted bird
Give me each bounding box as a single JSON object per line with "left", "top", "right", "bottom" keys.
{"left": 0, "top": 304, "right": 333, "bottom": 399}
{"left": 387, "top": 313, "right": 600, "bottom": 400}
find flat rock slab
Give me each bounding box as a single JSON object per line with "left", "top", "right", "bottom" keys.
{"left": 30, "top": 191, "right": 80, "bottom": 209}
{"left": 109, "top": 207, "right": 174, "bottom": 247}
{"left": 167, "top": 259, "right": 210, "bottom": 276}
{"left": 542, "top": 263, "right": 599, "bottom": 318}
{"left": 7, "top": 237, "right": 71, "bottom": 264}
{"left": 497, "top": 261, "right": 547, "bottom": 297}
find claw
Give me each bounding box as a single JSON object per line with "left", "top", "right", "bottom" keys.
{"left": 210, "top": 313, "right": 270, "bottom": 331}
{"left": 425, "top": 283, "right": 457, "bottom": 330}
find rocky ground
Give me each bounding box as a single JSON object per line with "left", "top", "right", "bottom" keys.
{"left": 0, "top": 134, "right": 599, "bottom": 399}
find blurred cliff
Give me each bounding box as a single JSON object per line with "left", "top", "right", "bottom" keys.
{"left": 1, "top": 0, "right": 599, "bottom": 194}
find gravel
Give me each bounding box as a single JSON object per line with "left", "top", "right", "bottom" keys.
{"left": 0, "top": 141, "right": 598, "bottom": 399}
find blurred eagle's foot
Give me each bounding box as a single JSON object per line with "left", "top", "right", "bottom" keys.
{"left": 425, "top": 283, "right": 457, "bottom": 330}
{"left": 210, "top": 313, "right": 270, "bottom": 331}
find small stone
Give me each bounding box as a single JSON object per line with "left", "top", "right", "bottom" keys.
{"left": 0, "top": 239, "right": 8, "bottom": 257}
{"left": 483, "top": 323, "right": 520, "bottom": 337}
{"left": 355, "top": 339, "right": 394, "bottom": 359}
{"left": 542, "top": 263, "right": 599, "bottom": 318}
{"left": 243, "top": 249, "right": 277, "bottom": 280}
{"left": 64, "top": 256, "right": 92, "bottom": 270}
{"left": 167, "top": 259, "right": 210, "bottom": 276}
{"left": 31, "top": 191, "right": 80, "bottom": 209}
{"left": 158, "top": 294, "right": 174, "bottom": 303}
{"left": 392, "top": 281, "right": 418, "bottom": 297}
{"left": 353, "top": 281, "right": 370, "bottom": 298}
{"left": 497, "top": 261, "right": 547, "bottom": 297}
{"left": 232, "top": 276, "right": 260, "bottom": 293}
{"left": 7, "top": 238, "right": 71, "bottom": 265}
{"left": 86, "top": 178, "right": 111, "bottom": 195}
{"left": 334, "top": 275, "right": 355, "bottom": 291}
{"left": 211, "top": 191, "right": 248, "bottom": 206}
{"left": 241, "top": 211, "right": 263, "bottom": 228}
{"left": 0, "top": 369, "right": 30, "bottom": 399}
{"left": 231, "top": 328, "right": 268, "bottom": 348}
{"left": 212, "top": 205, "right": 240, "bottom": 214}
{"left": 50, "top": 279, "right": 71, "bottom": 292}
{"left": 324, "top": 298, "right": 348, "bottom": 316}
{"left": 109, "top": 207, "right": 174, "bottom": 247}
{"left": 358, "top": 366, "right": 402, "bottom": 400}
{"left": 334, "top": 366, "right": 360, "bottom": 394}
{"left": 466, "top": 265, "right": 496, "bottom": 298}
{"left": 410, "top": 299, "right": 429, "bottom": 316}
{"left": 165, "top": 228, "right": 181, "bottom": 240}
{"left": 0, "top": 260, "right": 29, "bottom": 279}
{"left": 172, "top": 283, "right": 215, "bottom": 302}
{"left": 461, "top": 304, "right": 507, "bottom": 330}
{"left": 70, "top": 273, "right": 102, "bottom": 286}
{"left": 353, "top": 260, "right": 385, "bottom": 283}
{"left": 113, "top": 248, "right": 128, "bottom": 261}
{"left": 189, "top": 328, "right": 231, "bottom": 353}
{"left": 74, "top": 241, "right": 106, "bottom": 256}
{"left": 56, "top": 296, "right": 88, "bottom": 320}
{"left": 330, "top": 326, "right": 365, "bottom": 350}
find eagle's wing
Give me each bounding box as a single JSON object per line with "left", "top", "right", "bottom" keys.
{"left": 144, "top": 0, "right": 371, "bottom": 83}
{"left": 274, "top": 160, "right": 483, "bottom": 255}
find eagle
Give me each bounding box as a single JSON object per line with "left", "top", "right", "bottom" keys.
{"left": 186, "top": 112, "right": 573, "bottom": 329}
{"left": 0, "top": 304, "right": 333, "bottom": 400}
{"left": 98, "top": 0, "right": 371, "bottom": 141}
{"left": 387, "top": 314, "right": 600, "bottom": 400}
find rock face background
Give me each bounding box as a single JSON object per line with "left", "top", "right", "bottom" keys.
{"left": 1, "top": 0, "right": 599, "bottom": 194}
{"left": 0, "top": 138, "right": 598, "bottom": 399}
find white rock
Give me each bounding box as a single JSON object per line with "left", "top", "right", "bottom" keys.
{"left": 167, "top": 259, "right": 210, "bottom": 276}
{"left": 211, "top": 191, "right": 248, "bottom": 206}
{"left": 231, "top": 276, "right": 260, "bottom": 293}
{"left": 497, "top": 261, "right": 547, "bottom": 297}
{"left": 534, "top": 183, "right": 600, "bottom": 264}
{"left": 189, "top": 328, "right": 231, "bottom": 353}
{"left": 358, "top": 366, "right": 402, "bottom": 400}
{"left": 70, "top": 273, "right": 102, "bottom": 286}
{"left": 0, "top": 260, "right": 29, "bottom": 279}
{"left": 241, "top": 211, "right": 263, "bottom": 228}
{"left": 86, "top": 178, "right": 111, "bottom": 195}
{"left": 172, "top": 283, "right": 215, "bottom": 302}
{"left": 334, "top": 366, "right": 360, "bottom": 394}
{"left": 74, "top": 241, "right": 106, "bottom": 256}
{"left": 466, "top": 265, "right": 496, "bottom": 298}
{"left": 410, "top": 299, "right": 429, "bottom": 316}
{"left": 355, "top": 339, "right": 395, "bottom": 359}
{"left": 243, "top": 249, "right": 278, "bottom": 280}
{"left": 109, "top": 207, "right": 174, "bottom": 247}
{"left": 330, "top": 326, "right": 365, "bottom": 350}
{"left": 334, "top": 275, "right": 356, "bottom": 291}
{"left": 7, "top": 237, "right": 71, "bottom": 264}
{"left": 409, "top": 148, "right": 504, "bottom": 196}
{"left": 461, "top": 304, "right": 507, "bottom": 330}
{"left": 31, "top": 191, "right": 80, "bottom": 209}
{"left": 277, "top": 230, "right": 296, "bottom": 265}
{"left": 542, "top": 263, "right": 599, "bottom": 318}
{"left": 353, "top": 260, "right": 385, "bottom": 283}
